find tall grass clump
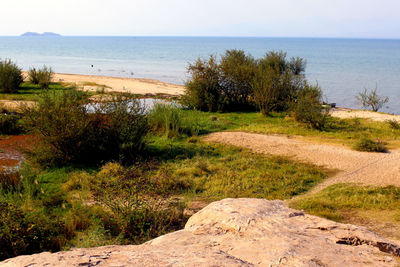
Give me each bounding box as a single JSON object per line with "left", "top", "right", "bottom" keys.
{"left": 28, "top": 66, "right": 53, "bottom": 89}
{"left": 23, "top": 91, "right": 149, "bottom": 166}
{"left": 0, "top": 59, "right": 23, "bottom": 93}
{"left": 148, "top": 103, "right": 199, "bottom": 137}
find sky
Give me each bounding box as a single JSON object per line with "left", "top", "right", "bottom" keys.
{"left": 1, "top": 0, "right": 400, "bottom": 38}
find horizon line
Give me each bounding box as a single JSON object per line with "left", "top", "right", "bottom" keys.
{"left": 1, "top": 34, "right": 400, "bottom": 40}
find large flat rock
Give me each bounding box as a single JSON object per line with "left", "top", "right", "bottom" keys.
{"left": 1, "top": 198, "right": 399, "bottom": 266}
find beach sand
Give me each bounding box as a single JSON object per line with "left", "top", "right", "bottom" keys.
{"left": 330, "top": 107, "right": 400, "bottom": 122}
{"left": 23, "top": 72, "right": 186, "bottom": 96}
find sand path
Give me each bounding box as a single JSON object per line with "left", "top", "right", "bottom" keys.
{"left": 205, "top": 132, "right": 400, "bottom": 191}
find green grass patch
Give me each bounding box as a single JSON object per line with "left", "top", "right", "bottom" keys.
{"left": 146, "top": 135, "right": 327, "bottom": 201}
{"left": 290, "top": 184, "right": 400, "bottom": 239}
{"left": 0, "top": 82, "right": 94, "bottom": 102}
{"left": 175, "top": 110, "right": 400, "bottom": 149}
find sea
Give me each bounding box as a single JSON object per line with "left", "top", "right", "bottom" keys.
{"left": 0, "top": 36, "right": 399, "bottom": 114}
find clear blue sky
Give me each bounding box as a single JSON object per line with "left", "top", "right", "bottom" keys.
{"left": 2, "top": 0, "right": 399, "bottom": 38}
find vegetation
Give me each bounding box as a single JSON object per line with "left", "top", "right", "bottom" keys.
{"left": 0, "top": 114, "right": 25, "bottom": 135}
{"left": 0, "top": 59, "right": 23, "bottom": 93}
{"left": 387, "top": 119, "right": 400, "bottom": 130}
{"left": 356, "top": 85, "right": 389, "bottom": 112}
{"left": 22, "top": 91, "right": 148, "bottom": 166}
{"left": 290, "top": 184, "right": 400, "bottom": 239}
{"left": 183, "top": 50, "right": 309, "bottom": 113}
{"left": 28, "top": 66, "right": 54, "bottom": 89}
{"left": 291, "top": 85, "right": 330, "bottom": 130}
{"left": 354, "top": 137, "right": 388, "bottom": 153}
{"left": 148, "top": 103, "right": 200, "bottom": 137}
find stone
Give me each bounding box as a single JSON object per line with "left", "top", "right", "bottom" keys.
{"left": 1, "top": 198, "right": 399, "bottom": 266}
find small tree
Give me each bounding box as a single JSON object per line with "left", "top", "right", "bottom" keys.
{"left": 356, "top": 85, "right": 389, "bottom": 112}
{"left": 0, "top": 59, "right": 23, "bottom": 93}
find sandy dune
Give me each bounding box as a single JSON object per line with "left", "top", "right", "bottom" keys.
{"left": 205, "top": 132, "right": 400, "bottom": 191}
{"left": 331, "top": 107, "right": 400, "bottom": 122}
{"left": 22, "top": 72, "right": 185, "bottom": 96}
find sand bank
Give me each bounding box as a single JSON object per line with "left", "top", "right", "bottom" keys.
{"left": 23, "top": 72, "right": 185, "bottom": 96}
{"left": 330, "top": 107, "right": 400, "bottom": 122}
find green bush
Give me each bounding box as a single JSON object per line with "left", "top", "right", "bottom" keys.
{"left": 23, "top": 91, "right": 149, "bottom": 166}
{"left": 183, "top": 49, "right": 309, "bottom": 114}
{"left": 0, "top": 114, "right": 25, "bottom": 135}
{"left": 354, "top": 138, "right": 388, "bottom": 153}
{"left": 0, "top": 201, "right": 68, "bottom": 261}
{"left": 0, "top": 59, "right": 23, "bottom": 93}
{"left": 291, "top": 85, "right": 330, "bottom": 130}
{"left": 182, "top": 55, "right": 224, "bottom": 112}
{"left": 28, "top": 66, "right": 54, "bottom": 89}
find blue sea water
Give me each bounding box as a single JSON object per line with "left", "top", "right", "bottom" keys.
{"left": 0, "top": 36, "right": 399, "bottom": 114}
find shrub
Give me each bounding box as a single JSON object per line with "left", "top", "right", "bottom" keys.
{"left": 387, "top": 119, "right": 400, "bottom": 130}
{"left": 182, "top": 55, "right": 224, "bottom": 112}
{"left": 91, "top": 162, "right": 187, "bottom": 243}
{"left": 0, "top": 114, "right": 25, "bottom": 135}
{"left": 0, "top": 202, "right": 68, "bottom": 261}
{"left": 291, "top": 85, "right": 330, "bottom": 130}
{"left": 0, "top": 59, "right": 23, "bottom": 93}
{"left": 27, "top": 67, "right": 40, "bottom": 84}
{"left": 23, "top": 91, "right": 149, "bottom": 166}
{"left": 183, "top": 49, "right": 308, "bottom": 114}
{"left": 354, "top": 138, "right": 388, "bottom": 153}
{"left": 28, "top": 66, "right": 53, "bottom": 89}
{"left": 219, "top": 50, "right": 256, "bottom": 110}
{"left": 356, "top": 85, "right": 389, "bottom": 112}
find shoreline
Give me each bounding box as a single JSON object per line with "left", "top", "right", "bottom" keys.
{"left": 22, "top": 71, "right": 186, "bottom": 96}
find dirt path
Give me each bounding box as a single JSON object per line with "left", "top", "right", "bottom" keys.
{"left": 205, "top": 132, "right": 400, "bottom": 191}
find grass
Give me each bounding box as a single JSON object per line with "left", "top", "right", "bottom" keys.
{"left": 172, "top": 110, "right": 400, "bottom": 149}
{"left": 290, "top": 183, "right": 400, "bottom": 240}
{"left": 145, "top": 136, "right": 328, "bottom": 201}
{"left": 0, "top": 82, "right": 94, "bottom": 102}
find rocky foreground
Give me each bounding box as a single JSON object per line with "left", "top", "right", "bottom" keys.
{"left": 1, "top": 198, "right": 399, "bottom": 266}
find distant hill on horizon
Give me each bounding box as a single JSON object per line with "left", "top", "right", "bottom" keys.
{"left": 21, "top": 32, "right": 61, "bottom": 37}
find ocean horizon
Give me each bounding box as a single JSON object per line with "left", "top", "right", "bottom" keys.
{"left": 0, "top": 36, "right": 399, "bottom": 114}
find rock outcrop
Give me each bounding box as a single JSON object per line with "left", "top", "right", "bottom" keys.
{"left": 1, "top": 198, "right": 399, "bottom": 266}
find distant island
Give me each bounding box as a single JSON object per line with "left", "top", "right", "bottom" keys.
{"left": 20, "top": 32, "right": 61, "bottom": 37}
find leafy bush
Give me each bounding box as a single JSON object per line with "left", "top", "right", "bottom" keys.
{"left": 183, "top": 49, "right": 309, "bottom": 114}
{"left": 291, "top": 85, "right": 330, "bottom": 130}
{"left": 148, "top": 103, "right": 199, "bottom": 137}
{"left": 354, "top": 138, "right": 388, "bottom": 153}
{"left": 23, "top": 91, "right": 149, "bottom": 166}
{"left": 0, "top": 59, "right": 23, "bottom": 93}
{"left": 0, "top": 201, "right": 68, "bottom": 261}
{"left": 387, "top": 119, "right": 400, "bottom": 130}
{"left": 0, "top": 114, "right": 25, "bottom": 135}
{"left": 182, "top": 55, "right": 224, "bottom": 112}
{"left": 28, "top": 66, "right": 54, "bottom": 89}
{"left": 356, "top": 85, "right": 389, "bottom": 112}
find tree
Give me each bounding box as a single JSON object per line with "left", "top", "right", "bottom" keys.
{"left": 356, "top": 85, "right": 389, "bottom": 112}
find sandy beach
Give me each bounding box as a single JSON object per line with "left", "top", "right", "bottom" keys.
{"left": 330, "top": 107, "right": 400, "bottom": 122}
{"left": 23, "top": 72, "right": 186, "bottom": 96}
